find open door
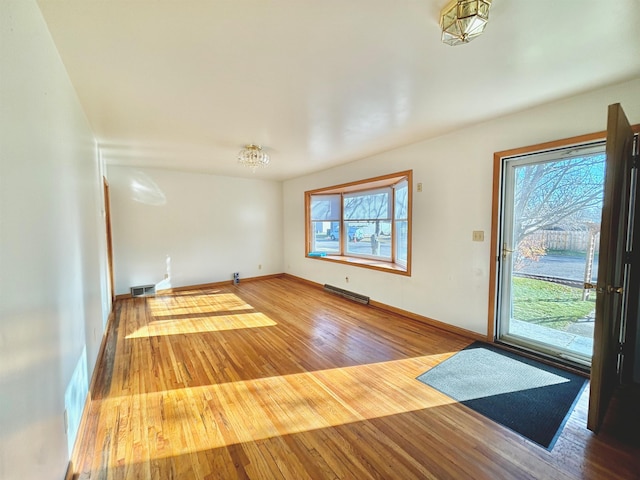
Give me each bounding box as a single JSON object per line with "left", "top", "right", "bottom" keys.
{"left": 588, "top": 104, "right": 637, "bottom": 432}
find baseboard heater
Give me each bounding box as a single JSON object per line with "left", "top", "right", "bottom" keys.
{"left": 323, "top": 284, "right": 370, "bottom": 305}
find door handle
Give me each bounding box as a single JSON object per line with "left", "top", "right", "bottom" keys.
{"left": 585, "top": 282, "right": 605, "bottom": 293}
{"left": 607, "top": 285, "right": 624, "bottom": 294}
{"left": 585, "top": 283, "right": 623, "bottom": 294}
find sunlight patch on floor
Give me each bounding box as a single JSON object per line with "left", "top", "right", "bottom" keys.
{"left": 125, "top": 312, "right": 277, "bottom": 338}
{"left": 147, "top": 292, "right": 256, "bottom": 316}
{"left": 90, "top": 354, "right": 454, "bottom": 468}
{"left": 126, "top": 291, "right": 278, "bottom": 338}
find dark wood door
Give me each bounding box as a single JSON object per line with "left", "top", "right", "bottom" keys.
{"left": 588, "top": 104, "right": 635, "bottom": 432}
{"left": 624, "top": 162, "right": 640, "bottom": 386}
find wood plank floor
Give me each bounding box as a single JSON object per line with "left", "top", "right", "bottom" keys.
{"left": 71, "top": 276, "right": 640, "bottom": 479}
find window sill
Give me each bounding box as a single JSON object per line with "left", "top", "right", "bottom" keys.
{"left": 306, "top": 254, "right": 410, "bottom": 276}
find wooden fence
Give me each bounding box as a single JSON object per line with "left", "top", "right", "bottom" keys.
{"left": 525, "top": 230, "right": 600, "bottom": 253}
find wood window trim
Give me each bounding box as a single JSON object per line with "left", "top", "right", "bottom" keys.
{"left": 487, "top": 126, "right": 640, "bottom": 342}
{"left": 305, "top": 170, "right": 412, "bottom": 276}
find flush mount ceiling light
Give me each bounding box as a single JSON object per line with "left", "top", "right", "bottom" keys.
{"left": 440, "top": 0, "right": 492, "bottom": 46}
{"left": 237, "top": 144, "right": 270, "bottom": 172}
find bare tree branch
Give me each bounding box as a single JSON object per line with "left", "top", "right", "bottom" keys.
{"left": 513, "top": 154, "right": 605, "bottom": 244}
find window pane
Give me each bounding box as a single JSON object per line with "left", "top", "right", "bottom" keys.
{"left": 306, "top": 170, "right": 411, "bottom": 273}
{"left": 344, "top": 220, "right": 392, "bottom": 260}
{"left": 344, "top": 188, "right": 391, "bottom": 220}
{"left": 395, "top": 180, "right": 408, "bottom": 220}
{"left": 310, "top": 221, "right": 340, "bottom": 254}
{"left": 311, "top": 194, "right": 340, "bottom": 221}
{"left": 395, "top": 220, "right": 408, "bottom": 264}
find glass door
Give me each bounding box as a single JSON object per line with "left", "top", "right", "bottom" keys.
{"left": 497, "top": 142, "right": 607, "bottom": 366}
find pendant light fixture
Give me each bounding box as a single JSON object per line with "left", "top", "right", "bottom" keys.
{"left": 237, "top": 144, "right": 270, "bottom": 172}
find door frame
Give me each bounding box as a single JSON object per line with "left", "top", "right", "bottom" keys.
{"left": 494, "top": 142, "right": 607, "bottom": 365}
{"left": 103, "top": 177, "right": 115, "bottom": 307}
{"left": 488, "top": 131, "right": 611, "bottom": 344}
{"left": 488, "top": 119, "right": 640, "bottom": 435}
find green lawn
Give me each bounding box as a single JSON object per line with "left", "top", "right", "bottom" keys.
{"left": 512, "top": 277, "right": 596, "bottom": 331}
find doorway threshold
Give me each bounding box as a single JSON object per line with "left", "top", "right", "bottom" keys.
{"left": 509, "top": 319, "right": 594, "bottom": 359}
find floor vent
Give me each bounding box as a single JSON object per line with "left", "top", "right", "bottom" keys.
{"left": 130, "top": 284, "right": 156, "bottom": 297}
{"left": 323, "top": 284, "right": 370, "bottom": 305}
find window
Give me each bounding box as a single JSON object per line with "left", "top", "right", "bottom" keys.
{"left": 305, "top": 170, "right": 412, "bottom": 275}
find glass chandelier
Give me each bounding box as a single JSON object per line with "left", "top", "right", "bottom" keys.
{"left": 237, "top": 144, "right": 270, "bottom": 172}
{"left": 440, "top": 0, "right": 492, "bottom": 46}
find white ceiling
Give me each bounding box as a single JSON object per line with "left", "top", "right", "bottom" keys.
{"left": 37, "top": 1, "right": 640, "bottom": 181}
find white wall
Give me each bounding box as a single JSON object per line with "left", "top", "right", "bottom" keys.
{"left": 108, "top": 166, "right": 283, "bottom": 294}
{"left": 283, "top": 78, "right": 640, "bottom": 336}
{"left": 0, "top": 1, "right": 109, "bottom": 479}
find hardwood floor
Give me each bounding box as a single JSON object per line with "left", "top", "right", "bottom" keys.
{"left": 71, "top": 276, "right": 639, "bottom": 479}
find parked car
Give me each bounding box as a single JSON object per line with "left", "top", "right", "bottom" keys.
{"left": 328, "top": 223, "right": 363, "bottom": 242}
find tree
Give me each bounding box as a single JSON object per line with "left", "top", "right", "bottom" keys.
{"left": 510, "top": 153, "right": 605, "bottom": 273}
{"left": 343, "top": 190, "right": 390, "bottom": 235}
{"left": 513, "top": 153, "right": 605, "bottom": 244}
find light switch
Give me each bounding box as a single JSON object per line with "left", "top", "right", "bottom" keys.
{"left": 472, "top": 230, "right": 485, "bottom": 242}
{"left": 417, "top": 182, "right": 423, "bottom": 192}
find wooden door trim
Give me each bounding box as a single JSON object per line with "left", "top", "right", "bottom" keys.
{"left": 103, "top": 177, "right": 115, "bottom": 306}
{"left": 487, "top": 126, "right": 640, "bottom": 342}
{"left": 488, "top": 131, "right": 609, "bottom": 342}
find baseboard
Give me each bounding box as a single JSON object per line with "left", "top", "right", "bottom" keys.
{"left": 283, "top": 273, "right": 486, "bottom": 342}
{"left": 115, "top": 273, "right": 286, "bottom": 300}
{"left": 282, "top": 273, "right": 323, "bottom": 289}
{"left": 87, "top": 309, "right": 115, "bottom": 394}
{"left": 368, "top": 300, "right": 486, "bottom": 342}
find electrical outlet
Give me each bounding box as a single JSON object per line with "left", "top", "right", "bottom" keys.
{"left": 258, "top": 264, "right": 262, "bottom": 270}
{"left": 472, "top": 230, "right": 485, "bottom": 242}
{"left": 417, "top": 182, "right": 423, "bottom": 192}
